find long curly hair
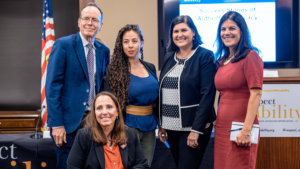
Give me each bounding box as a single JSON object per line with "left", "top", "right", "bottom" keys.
{"left": 109, "top": 24, "right": 144, "bottom": 109}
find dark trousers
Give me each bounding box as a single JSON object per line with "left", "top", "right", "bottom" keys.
{"left": 50, "top": 111, "right": 88, "bottom": 169}
{"left": 50, "top": 128, "right": 77, "bottom": 169}
{"left": 166, "top": 124, "right": 212, "bottom": 169}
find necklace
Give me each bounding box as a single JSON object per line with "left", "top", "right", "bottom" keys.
{"left": 176, "top": 47, "right": 198, "bottom": 60}
{"left": 223, "top": 55, "right": 235, "bottom": 65}
{"left": 107, "top": 139, "right": 115, "bottom": 149}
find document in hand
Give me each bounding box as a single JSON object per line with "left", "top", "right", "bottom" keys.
{"left": 229, "top": 122, "right": 260, "bottom": 144}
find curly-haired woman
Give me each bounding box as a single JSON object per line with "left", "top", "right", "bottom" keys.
{"left": 101, "top": 24, "right": 158, "bottom": 166}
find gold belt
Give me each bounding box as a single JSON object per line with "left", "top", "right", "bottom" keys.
{"left": 126, "top": 105, "right": 153, "bottom": 116}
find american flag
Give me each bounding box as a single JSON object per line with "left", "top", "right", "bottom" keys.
{"left": 41, "top": 0, "right": 55, "bottom": 130}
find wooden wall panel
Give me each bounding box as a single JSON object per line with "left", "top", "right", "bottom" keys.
{"left": 256, "top": 138, "right": 300, "bottom": 169}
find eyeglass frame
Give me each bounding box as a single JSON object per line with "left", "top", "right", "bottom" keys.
{"left": 80, "top": 17, "right": 100, "bottom": 24}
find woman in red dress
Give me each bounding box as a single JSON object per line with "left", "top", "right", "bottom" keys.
{"left": 214, "top": 11, "right": 263, "bottom": 169}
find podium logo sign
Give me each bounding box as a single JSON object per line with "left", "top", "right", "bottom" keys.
{"left": 258, "top": 84, "right": 300, "bottom": 137}
{"left": 0, "top": 143, "right": 55, "bottom": 168}
{"left": 0, "top": 144, "right": 17, "bottom": 160}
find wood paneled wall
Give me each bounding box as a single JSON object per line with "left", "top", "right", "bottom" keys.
{"left": 256, "top": 138, "right": 300, "bottom": 169}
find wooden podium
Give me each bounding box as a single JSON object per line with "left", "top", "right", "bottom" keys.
{"left": 0, "top": 111, "right": 40, "bottom": 134}
{"left": 256, "top": 77, "right": 300, "bottom": 169}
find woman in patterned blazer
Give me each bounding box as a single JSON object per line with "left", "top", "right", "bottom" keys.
{"left": 158, "top": 15, "right": 216, "bottom": 169}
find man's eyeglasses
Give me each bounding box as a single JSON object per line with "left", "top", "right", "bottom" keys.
{"left": 80, "top": 17, "right": 99, "bottom": 24}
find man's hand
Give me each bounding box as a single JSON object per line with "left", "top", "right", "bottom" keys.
{"left": 52, "top": 126, "right": 67, "bottom": 147}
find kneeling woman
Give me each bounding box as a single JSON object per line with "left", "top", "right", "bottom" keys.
{"left": 67, "top": 92, "right": 149, "bottom": 169}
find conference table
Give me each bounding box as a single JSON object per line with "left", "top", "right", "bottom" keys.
{"left": 0, "top": 133, "right": 214, "bottom": 169}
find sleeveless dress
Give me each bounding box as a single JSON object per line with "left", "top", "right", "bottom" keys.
{"left": 214, "top": 50, "right": 263, "bottom": 169}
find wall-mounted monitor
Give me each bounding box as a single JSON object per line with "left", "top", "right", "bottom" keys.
{"left": 158, "top": 0, "right": 299, "bottom": 69}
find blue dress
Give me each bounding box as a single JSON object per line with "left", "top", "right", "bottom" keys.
{"left": 125, "top": 71, "right": 159, "bottom": 131}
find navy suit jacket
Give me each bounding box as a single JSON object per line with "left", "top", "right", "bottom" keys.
{"left": 67, "top": 127, "right": 149, "bottom": 169}
{"left": 45, "top": 33, "right": 110, "bottom": 133}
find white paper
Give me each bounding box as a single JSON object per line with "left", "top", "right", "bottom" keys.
{"left": 229, "top": 122, "right": 260, "bottom": 144}
{"left": 43, "top": 131, "right": 51, "bottom": 139}
{"left": 263, "top": 70, "right": 279, "bottom": 77}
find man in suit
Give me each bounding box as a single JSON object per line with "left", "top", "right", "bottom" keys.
{"left": 45, "top": 2, "right": 110, "bottom": 169}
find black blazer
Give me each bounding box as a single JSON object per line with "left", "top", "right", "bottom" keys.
{"left": 159, "top": 46, "right": 216, "bottom": 132}
{"left": 67, "top": 127, "right": 149, "bottom": 169}
{"left": 101, "top": 59, "right": 159, "bottom": 119}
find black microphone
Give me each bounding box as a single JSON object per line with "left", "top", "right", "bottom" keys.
{"left": 30, "top": 108, "right": 43, "bottom": 139}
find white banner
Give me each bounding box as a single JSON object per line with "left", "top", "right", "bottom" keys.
{"left": 258, "top": 84, "right": 300, "bottom": 137}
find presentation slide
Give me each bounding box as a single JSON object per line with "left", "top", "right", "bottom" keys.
{"left": 180, "top": 0, "right": 276, "bottom": 61}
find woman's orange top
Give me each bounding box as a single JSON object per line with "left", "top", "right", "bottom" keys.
{"left": 103, "top": 144, "right": 125, "bottom": 169}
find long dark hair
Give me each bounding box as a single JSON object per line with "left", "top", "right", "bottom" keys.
{"left": 85, "top": 92, "right": 127, "bottom": 145}
{"left": 109, "top": 24, "right": 144, "bottom": 109}
{"left": 168, "top": 15, "right": 203, "bottom": 52}
{"left": 215, "top": 11, "right": 258, "bottom": 66}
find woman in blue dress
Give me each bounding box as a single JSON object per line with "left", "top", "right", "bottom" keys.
{"left": 101, "top": 24, "right": 159, "bottom": 166}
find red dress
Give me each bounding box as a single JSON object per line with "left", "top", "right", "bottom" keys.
{"left": 214, "top": 51, "right": 263, "bottom": 169}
